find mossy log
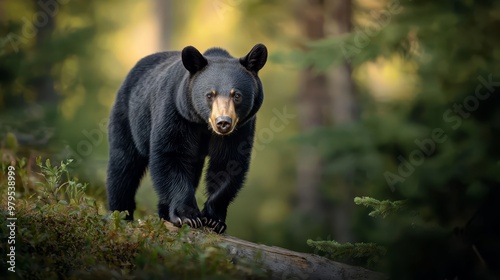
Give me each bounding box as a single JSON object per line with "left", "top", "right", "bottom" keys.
{"left": 164, "top": 222, "right": 386, "bottom": 280}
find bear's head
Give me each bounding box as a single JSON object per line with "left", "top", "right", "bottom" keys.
{"left": 182, "top": 44, "right": 267, "bottom": 136}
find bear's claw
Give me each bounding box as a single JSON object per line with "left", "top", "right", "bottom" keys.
{"left": 173, "top": 217, "right": 203, "bottom": 228}
{"left": 202, "top": 217, "right": 227, "bottom": 234}
{"left": 182, "top": 217, "right": 203, "bottom": 228}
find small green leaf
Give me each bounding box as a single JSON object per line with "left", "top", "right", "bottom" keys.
{"left": 5, "top": 132, "right": 18, "bottom": 150}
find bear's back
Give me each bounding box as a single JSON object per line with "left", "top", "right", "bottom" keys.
{"left": 124, "top": 51, "right": 184, "bottom": 155}
{"left": 131, "top": 51, "right": 181, "bottom": 87}
{"left": 117, "top": 51, "right": 181, "bottom": 104}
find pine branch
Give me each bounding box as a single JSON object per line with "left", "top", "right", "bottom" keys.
{"left": 354, "top": 197, "right": 405, "bottom": 218}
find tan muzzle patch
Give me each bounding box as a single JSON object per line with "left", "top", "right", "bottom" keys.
{"left": 208, "top": 95, "right": 238, "bottom": 135}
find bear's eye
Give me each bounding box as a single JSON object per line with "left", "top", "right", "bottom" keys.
{"left": 206, "top": 93, "right": 214, "bottom": 101}
{"left": 233, "top": 93, "right": 242, "bottom": 104}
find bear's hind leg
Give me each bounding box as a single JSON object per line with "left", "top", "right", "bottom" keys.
{"left": 107, "top": 114, "right": 148, "bottom": 220}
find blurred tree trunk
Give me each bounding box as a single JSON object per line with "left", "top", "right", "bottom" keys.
{"left": 296, "top": 0, "right": 330, "bottom": 221}
{"left": 296, "top": 0, "right": 359, "bottom": 242}
{"left": 0, "top": 1, "right": 4, "bottom": 20}
{"left": 155, "top": 0, "right": 173, "bottom": 50}
{"left": 325, "top": 0, "right": 358, "bottom": 242}
{"left": 33, "top": 0, "right": 57, "bottom": 104}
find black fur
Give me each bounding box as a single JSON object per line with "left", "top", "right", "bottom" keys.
{"left": 106, "top": 44, "right": 267, "bottom": 233}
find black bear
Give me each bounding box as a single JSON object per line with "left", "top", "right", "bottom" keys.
{"left": 106, "top": 44, "right": 267, "bottom": 233}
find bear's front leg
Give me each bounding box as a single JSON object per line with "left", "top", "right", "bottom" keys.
{"left": 149, "top": 150, "right": 204, "bottom": 229}
{"left": 203, "top": 121, "right": 255, "bottom": 233}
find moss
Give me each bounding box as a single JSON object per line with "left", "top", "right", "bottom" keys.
{"left": 0, "top": 157, "right": 266, "bottom": 279}
{"left": 307, "top": 239, "right": 386, "bottom": 268}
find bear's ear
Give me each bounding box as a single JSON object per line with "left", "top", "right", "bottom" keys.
{"left": 239, "top": 43, "right": 267, "bottom": 73}
{"left": 182, "top": 46, "right": 208, "bottom": 74}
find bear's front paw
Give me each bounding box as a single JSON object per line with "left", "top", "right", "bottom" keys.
{"left": 163, "top": 205, "right": 203, "bottom": 229}
{"left": 202, "top": 217, "right": 227, "bottom": 234}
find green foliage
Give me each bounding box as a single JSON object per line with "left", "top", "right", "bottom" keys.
{"left": 34, "top": 157, "right": 92, "bottom": 206}
{"left": 297, "top": 0, "right": 500, "bottom": 278}
{"left": 0, "top": 158, "right": 267, "bottom": 279}
{"left": 307, "top": 195, "right": 398, "bottom": 268}
{"left": 354, "top": 197, "right": 405, "bottom": 219}
{"left": 307, "top": 239, "right": 386, "bottom": 267}
{"left": 0, "top": 0, "right": 137, "bottom": 192}
{"left": 242, "top": 0, "right": 500, "bottom": 277}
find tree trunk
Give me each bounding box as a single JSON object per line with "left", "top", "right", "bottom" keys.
{"left": 155, "top": 0, "right": 173, "bottom": 50}
{"left": 325, "top": 0, "right": 359, "bottom": 242}
{"left": 295, "top": 0, "right": 359, "bottom": 242}
{"left": 34, "top": 0, "right": 57, "bottom": 104}
{"left": 296, "top": 0, "right": 330, "bottom": 222}
{"left": 165, "top": 222, "right": 386, "bottom": 280}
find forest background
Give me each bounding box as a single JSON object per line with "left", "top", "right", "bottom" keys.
{"left": 1, "top": 0, "right": 499, "bottom": 278}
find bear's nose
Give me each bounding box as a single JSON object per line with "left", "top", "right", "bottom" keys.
{"left": 215, "top": 116, "right": 232, "bottom": 134}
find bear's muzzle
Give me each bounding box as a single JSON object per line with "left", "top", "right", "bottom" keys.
{"left": 209, "top": 95, "right": 238, "bottom": 135}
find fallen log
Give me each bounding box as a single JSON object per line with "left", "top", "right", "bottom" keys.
{"left": 164, "top": 222, "right": 387, "bottom": 280}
